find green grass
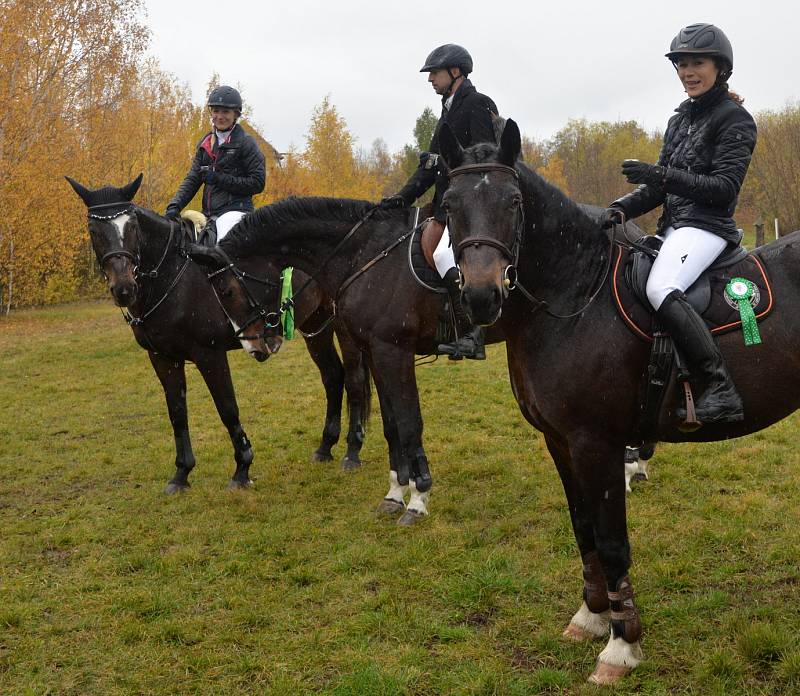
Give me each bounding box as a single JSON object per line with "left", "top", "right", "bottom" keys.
{"left": 1, "top": 300, "right": 799, "bottom": 694}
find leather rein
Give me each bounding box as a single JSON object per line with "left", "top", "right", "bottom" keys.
{"left": 447, "top": 162, "right": 616, "bottom": 320}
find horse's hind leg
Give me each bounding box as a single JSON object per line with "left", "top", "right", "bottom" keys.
{"left": 544, "top": 434, "right": 611, "bottom": 643}
{"left": 193, "top": 349, "right": 253, "bottom": 490}
{"left": 339, "top": 330, "right": 370, "bottom": 471}
{"left": 148, "top": 353, "right": 195, "bottom": 494}
{"left": 304, "top": 327, "right": 344, "bottom": 463}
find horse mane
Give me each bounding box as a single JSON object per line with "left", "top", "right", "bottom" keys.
{"left": 221, "top": 196, "right": 396, "bottom": 257}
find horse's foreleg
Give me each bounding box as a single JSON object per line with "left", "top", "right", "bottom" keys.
{"left": 339, "top": 330, "right": 369, "bottom": 471}
{"left": 544, "top": 434, "right": 611, "bottom": 642}
{"left": 574, "top": 440, "right": 643, "bottom": 684}
{"left": 372, "top": 374, "right": 407, "bottom": 515}
{"left": 368, "top": 343, "right": 430, "bottom": 525}
{"left": 193, "top": 349, "right": 253, "bottom": 490}
{"left": 148, "top": 353, "right": 194, "bottom": 493}
{"left": 304, "top": 328, "right": 344, "bottom": 463}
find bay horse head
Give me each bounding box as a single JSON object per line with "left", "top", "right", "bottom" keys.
{"left": 66, "top": 174, "right": 143, "bottom": 307}
{"left": 439, "top": 119, "right": 523, "bottom": 325}
{"left": 189, "top": 244, "right": 285, "bottom": 360}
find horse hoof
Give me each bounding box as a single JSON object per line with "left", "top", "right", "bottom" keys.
{"left": 312, "top": 451, "right": 333, "bottom": 463}
{"left": 227, "top": 478, "right": 253, "bottom": 491}
{"left": 632, "top": 472, "right": 648, "bottom": 483}
{"left": 397, "top": 509, "right": 426, "bottom": 526}
{"left": 588, "top": 662, "right": 632, "bottom": 685}
{"left": 563, "top": 623, "right": 601, "bottom": 642}
{"left": 376, "top": 498, "right": 405, "bottom": 515}
{"left": 340, "top": 456, "right": 361, "bottom": 471}
{"left": 164, "top": 482, "right": 189, "bottom": 495}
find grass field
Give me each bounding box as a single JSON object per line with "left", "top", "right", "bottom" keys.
{"left": 1, "top": 300, "right": 799, "bottom": 695}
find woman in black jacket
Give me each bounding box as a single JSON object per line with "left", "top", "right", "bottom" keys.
{"left": 604, "top": 23, "right": 757, "bottom": 424}
{"left": 166, "top": 85, "right": 265, "bottom": 241}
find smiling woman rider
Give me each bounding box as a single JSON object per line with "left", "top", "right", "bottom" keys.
{"left": 600, "top": 23, "right": 757, "bottom": 425}
{"left": 165, "top": 85, "right": 266, "bottom": 242}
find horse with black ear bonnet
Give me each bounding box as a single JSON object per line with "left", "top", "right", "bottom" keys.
{"left": 437, "top": 117, "right": 800, "bottom": 683}
{"left": 67, "top": 174, "right": 372, "bottom": 492}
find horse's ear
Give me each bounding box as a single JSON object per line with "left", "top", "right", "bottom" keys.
{"left": 121, "top": 173, "right": 143, "bottom": 202}
{"left": 188, "top": 243, "right": 229, "bottom": 270}
{"left": 498, "top": 119, "right": 521, "bottom": 168}
{"left": 438, "top": 122, "right": 463, "bottom": 169}
{"left": 65, "top": 176, "right": 92, "bottom": 207}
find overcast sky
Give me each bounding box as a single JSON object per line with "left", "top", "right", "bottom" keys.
{"left": 142, "top": 0, "right": 799, "bottom": 154}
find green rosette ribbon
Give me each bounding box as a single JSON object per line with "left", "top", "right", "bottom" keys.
{"left": 280, "top": 267, "right": 295, "bottom": 340}
{"left": 725, "top": 277, "right": 761, "bottom": 346}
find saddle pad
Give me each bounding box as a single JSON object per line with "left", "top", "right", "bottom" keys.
{"left": 410, "top": 226, "right": 445, "bottom": 289}
{"left": 613, "top": 245, "right": 774, "bottom": 342}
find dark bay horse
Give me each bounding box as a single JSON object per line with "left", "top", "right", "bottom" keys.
{"left": 67, "top": 175, "right": 370, "bottom": 492}
{"left": 435, "top": 118, "right": 800, "bottom": 683}
{"left": 189, "top": 197, "right": 505, "bottom": 524}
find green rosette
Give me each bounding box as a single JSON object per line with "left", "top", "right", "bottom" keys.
{"left": 280, "top": 267, "right": 295, "bottom": 340}
{"left": 725, "top": 277, "right": 761, "bottom": 346}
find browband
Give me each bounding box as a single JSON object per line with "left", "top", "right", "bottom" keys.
{"left": 448, "top": 163, "right": 519, "bottom": 180}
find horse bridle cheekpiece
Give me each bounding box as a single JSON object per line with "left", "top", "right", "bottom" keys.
{"left": 447, "top": 163, "right": 524, "bottom": 290}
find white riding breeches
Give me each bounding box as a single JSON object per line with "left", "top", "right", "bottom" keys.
{"left": 433, "top": 224, "right": 456, "bottom": 278}
{"left": 646, "top": 225, "right": 728, "bottom": 311}
{"left": 216, "top": 211, "right": 246, "bottom": 241}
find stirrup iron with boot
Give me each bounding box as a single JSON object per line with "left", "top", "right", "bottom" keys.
{"left": 438, "top": 267, "right": 486, "bottom": 360}
{"left": 656, "top": 290, "right": 744, "bottom": 424}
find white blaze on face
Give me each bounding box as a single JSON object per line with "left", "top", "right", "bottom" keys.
{"left": 230, "top": 319, "right": 263, "bottom": 356}
{"left": 111, "top": 213, "right": 131, "bottom": 246}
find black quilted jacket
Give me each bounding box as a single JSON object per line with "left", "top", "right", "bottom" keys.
{"left": 613, "top": 85, "right": 757, "bottom": 244}
{"left": 398, "top": 79, "right": 498, "bottom": 222}
{"left": 167, "top": 123, "right": 266, "bottom": 218}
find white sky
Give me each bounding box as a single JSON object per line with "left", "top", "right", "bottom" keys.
{"left": 142, "top": 0, "right": 799, "bottom": 153}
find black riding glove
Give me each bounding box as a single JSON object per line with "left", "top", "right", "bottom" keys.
{"left": 621, "top": 159, "right": 666, "bottom": 187}
{"left": 599, "top": 206, "right": 625, "bottom": 229}
{"left": 379, "top": 195, "right": 407, "bottom": 210}
{"left": 164, "top": 206, "right": 180, "bottom": 220}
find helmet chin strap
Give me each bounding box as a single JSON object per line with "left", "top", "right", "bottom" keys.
{"left": 445, "top": 69, "right": 463, "bottom": 98}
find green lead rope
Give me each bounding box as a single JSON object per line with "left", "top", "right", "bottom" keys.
{"left": 725, "top": 277, "right": 761, "bottom": 346}
{"left": 280, "top": 267, "right": 295, "bottom": 340}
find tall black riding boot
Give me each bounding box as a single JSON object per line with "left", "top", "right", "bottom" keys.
{"left": 437, "top": 268, "right": 486, "bottom": 360}
{"left": 656, "top": 290, "right": 744, "bottom": 423}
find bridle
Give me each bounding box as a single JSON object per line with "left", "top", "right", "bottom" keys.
{"left": 447, "top": 162, "right": 616, "bottom": 319}
{"left": 205, "top": 258, "right": 282, "bottom": 341}
{"left": 448, "top": 163, "right": 524, "bottom": 293}
{"left": 87, "top": 202, "right": 187, "bottom": 335}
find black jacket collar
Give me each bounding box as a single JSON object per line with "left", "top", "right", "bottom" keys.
{"left": 675, "top": 85, "right": 729, "bottom": 117}
{"left": 442, "top": 79, "right": 476, "bottom": 113}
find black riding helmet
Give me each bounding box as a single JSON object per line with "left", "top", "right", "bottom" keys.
{"left": 420, "top": 44, "right": 473, "bottom": 76}
{"left": 665, "top": 23, "right": 733, "bottom": 81}
{"left": 207, "top": 85, "right": 243, "bottom": 112}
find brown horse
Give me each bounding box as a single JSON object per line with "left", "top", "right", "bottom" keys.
{"left": 67, "top": 175, "right": 370, "bottom": 492}
{"left": 188, "top": 197, "right": 511, "bottom": 524}
{"left": 435, "top": 117, "right": 800, "bottom": 683}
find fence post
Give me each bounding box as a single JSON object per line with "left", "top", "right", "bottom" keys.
{"left": 755, "top": 219, "right": 764, "bottom": 248}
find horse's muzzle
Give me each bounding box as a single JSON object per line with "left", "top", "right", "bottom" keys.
{"left": 110, "top": 280, "right": 137, "bottom": 307}
{"left": 462, "top": 282, "right": 503, "bottom": 326}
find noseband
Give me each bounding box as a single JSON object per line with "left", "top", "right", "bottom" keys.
{"left": 448, "top": 163, "right": 524, "bottom": 277}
